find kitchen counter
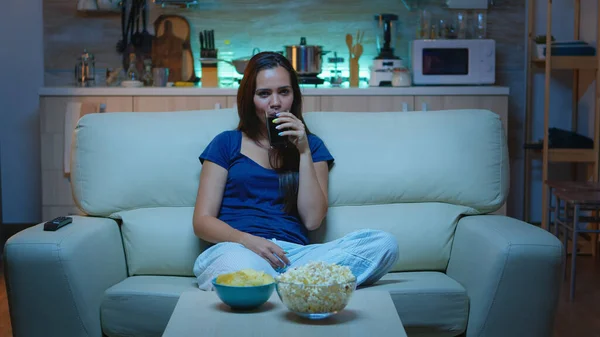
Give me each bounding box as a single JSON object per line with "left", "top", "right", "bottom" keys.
{"left": 39, "top": 85, "right": 510, "bottom": 97}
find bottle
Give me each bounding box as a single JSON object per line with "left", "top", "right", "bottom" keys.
{"left": 126, "top": 53, "right": 139, "bottom": 81}
{"left": 142, "top": 59, "right": 154, "bottom": 86}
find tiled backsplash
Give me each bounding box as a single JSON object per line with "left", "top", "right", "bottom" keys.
{"left": 43, "top": 0, "right": 520, "bottom": 85}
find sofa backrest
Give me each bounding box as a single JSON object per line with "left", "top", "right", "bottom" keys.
{"left": 70, "top": 108, "right": 508, "bottom": 277}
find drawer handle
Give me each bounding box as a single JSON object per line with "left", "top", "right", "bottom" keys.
{"left": 421, "top": 102, "right": 428, "bottom": 112}
{"left": 402, "top": 102, "right": 408, "bottom": 112}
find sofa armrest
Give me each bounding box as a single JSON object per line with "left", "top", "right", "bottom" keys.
{"left": 446, "top": 215, "right": 563, "bottom": 337}
{"left": 3, "top": 215, "right": 127, "bottom": 337}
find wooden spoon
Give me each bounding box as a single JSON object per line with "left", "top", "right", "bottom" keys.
{"left": 346, "top": 34, "right": 353, "bottom": 59}
{"left": 354, "top": 43, "right": 363, "bottom": 60}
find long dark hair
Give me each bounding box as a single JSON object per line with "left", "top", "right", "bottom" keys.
{"left": 237, "top": 51, "right": 310, "bottom": 214}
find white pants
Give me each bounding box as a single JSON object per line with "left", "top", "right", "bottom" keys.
{"left": 193, "top": 229, "right": 400, "bottom": 291}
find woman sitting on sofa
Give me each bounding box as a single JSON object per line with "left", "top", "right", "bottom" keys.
{"left": 192, "top": 51, "right": 399, "bottom": 290}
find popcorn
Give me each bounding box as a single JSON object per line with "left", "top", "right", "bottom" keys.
{"left": 276, "top": 261, "right": 356, "bottom": 285}
{"left": 275, "top": 261, "right": 356, "bottom": 314}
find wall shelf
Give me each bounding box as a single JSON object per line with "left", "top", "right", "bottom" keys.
{"left": 527, "top": 148, "right": 597, "bottom": 163}
{"left": 531, "top": 56, "right": 598, "bottom": 70}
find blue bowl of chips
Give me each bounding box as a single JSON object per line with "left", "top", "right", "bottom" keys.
{"left": 211, "top": 269, "right": 276, "bottom": 310}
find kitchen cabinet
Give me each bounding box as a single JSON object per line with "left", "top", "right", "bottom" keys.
{"left": 226, "top": 96, "right": 237, "bottom": 108}
{"left": 302, "top": 97, "right": 321, "bottom": 113}
{"left": 414, "top": 95, "right": 508, "bottom": 135}
{"left": 133, "top": 96, "right": 229, "bottom": 112}
{"left": 320, "top": 96, "right": 414, "bottom": 112}
{"left": 226, "top": 96, "right": 321, "bottom": 114}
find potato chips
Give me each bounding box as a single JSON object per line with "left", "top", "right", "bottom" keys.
{"left": 215, "top": 269, "right": 275, "bottom": 286}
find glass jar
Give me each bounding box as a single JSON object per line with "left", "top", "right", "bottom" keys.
{"left": 474, "top": 11, "right": 487, "bottom": 39}
{"left": 455, "top": 11, "right": 467, "bottom": 39}
{"left": 417, "top": 9, "right": 431, "bottom": 39}
{"left": 392, "top": 67, "right": 411, "bottom": 87}
{"left": 142, "top": 60, "right": 154, "bottom": 87}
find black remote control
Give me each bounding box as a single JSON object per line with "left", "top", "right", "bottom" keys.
{"left": 44, "top": 216, "right": 73, "bottom": 231}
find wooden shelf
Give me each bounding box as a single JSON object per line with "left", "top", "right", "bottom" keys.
{"left": 528, "top": 148, "right": 597, "bottom": 162}
{"left": 549, "top": 149, "right": 597, "bottom": 162}
{"left": 524, "top": 0, "right": 600, "bottom": 228}
{"left": 532, "top": 56, "right": 598, "bottom": 70}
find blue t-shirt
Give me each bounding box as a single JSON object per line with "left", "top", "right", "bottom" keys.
{"left": 199, "top": 130, "right": 334, "bottom": 245}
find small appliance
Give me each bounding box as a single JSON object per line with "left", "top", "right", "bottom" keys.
{"left": 411, "top": 39, "right": 496, "bottom": 85}
{"left": 74, "top": 49, "right": 96, "bottom": 87}
{"left": 369, "top": 13, "right": 405, "bottom": 87}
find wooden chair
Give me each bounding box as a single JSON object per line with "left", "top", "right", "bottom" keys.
{"left": 545, "top": 180, "right": 600, "bottom": 235}
{"left": 553, "top": 189, "right": 600, "bottom": 300}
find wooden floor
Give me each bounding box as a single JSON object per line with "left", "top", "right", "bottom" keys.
{"left": 0, "top": 258, "right": 11, "bottom": 337}
{"left": 0, "top": 256, "right": 599, "bottom": 337}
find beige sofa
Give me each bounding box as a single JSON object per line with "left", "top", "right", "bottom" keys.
{"left": 4, "top": 108, "right": 563, "bottom": 337}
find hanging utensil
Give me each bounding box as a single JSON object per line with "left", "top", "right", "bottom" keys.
{"left": 346, "top": 34, "right": 353, "bottom": 59}
{"left": 131, "top": 0, "right": 143, "bottom": 48}
{"left": 354, "top": 43, "right": 363, "bottom": 59}
{"left": 139, "top": 0, "right": 153, "bottom": 54}
{"left": 116, "top": 0, "right": 127, "bottom": 53}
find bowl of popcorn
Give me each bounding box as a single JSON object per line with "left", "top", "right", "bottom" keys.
{"left": 212, "top": 269, "right": 276, "bottom": 310}
{"left": 275, "top": 261, "right": 357, "bottom": 320}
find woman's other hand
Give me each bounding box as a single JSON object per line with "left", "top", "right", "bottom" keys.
{"left": 239, "top": 233, "right": 290, "bottom": 269}
{"left": 273, "top": 111, "right": 309, "bottom": 154}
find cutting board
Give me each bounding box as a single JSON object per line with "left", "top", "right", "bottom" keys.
{"left": 152, "top": 15, "right": 196, "bottom": 82}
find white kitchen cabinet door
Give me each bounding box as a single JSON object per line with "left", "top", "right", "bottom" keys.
{"left": 41, "top": 96, "right": 133, "bottom": 134}
{"left": 414, "top": 95, "right": 508, "bottom": 135}
{"left": 226, "top": 96, "right": 320, "bottom": 114}
{"left": 320, "top": 96, "right": 415, "bottom": 112}
{"left": 133, "top": 96, "right": 229, "bottom": 112}
{"left": 226, "top": 96, "right": 237, "bottom": 108}
{"left": 302, "top": 96, "right": 321, "bottom": 114}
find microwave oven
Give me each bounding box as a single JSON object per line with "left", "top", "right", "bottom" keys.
{"left": 411, "top": 39, "right": 496, "bottom": 85}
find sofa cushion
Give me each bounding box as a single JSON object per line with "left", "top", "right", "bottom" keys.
{"left": 114, "top": 207, "right": 210, "bottom": 276}
{"left": 71, "top": 109, "right": 507, "bottom": 217}
{"left": 101, "top": 276, "right": 197, "bottom": 337}
{"left": 303, "top": 110, "right": 508, "bottom": 214}
{"left": 309, "top": 202, "right": 470, "bottom": 272}
{"left": 119, "top": 202, "right": 468, "bottom": 276}
{"left": 369, "top": 271, "right": 469, "bottom": 337}
{"left": 71, "top": 108, "right": 240, "bottom": 217}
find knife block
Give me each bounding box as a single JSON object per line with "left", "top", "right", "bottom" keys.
{"left": 201, "top": 62, "right": 219, "bottom": 88}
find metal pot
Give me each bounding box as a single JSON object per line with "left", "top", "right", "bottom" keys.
{"left": 284, "top": 37, "right": 329, "bottom": 76}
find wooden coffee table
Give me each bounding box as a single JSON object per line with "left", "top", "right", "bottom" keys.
{"left": 162, "top": 289, "right": 406, "bottom": 337}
